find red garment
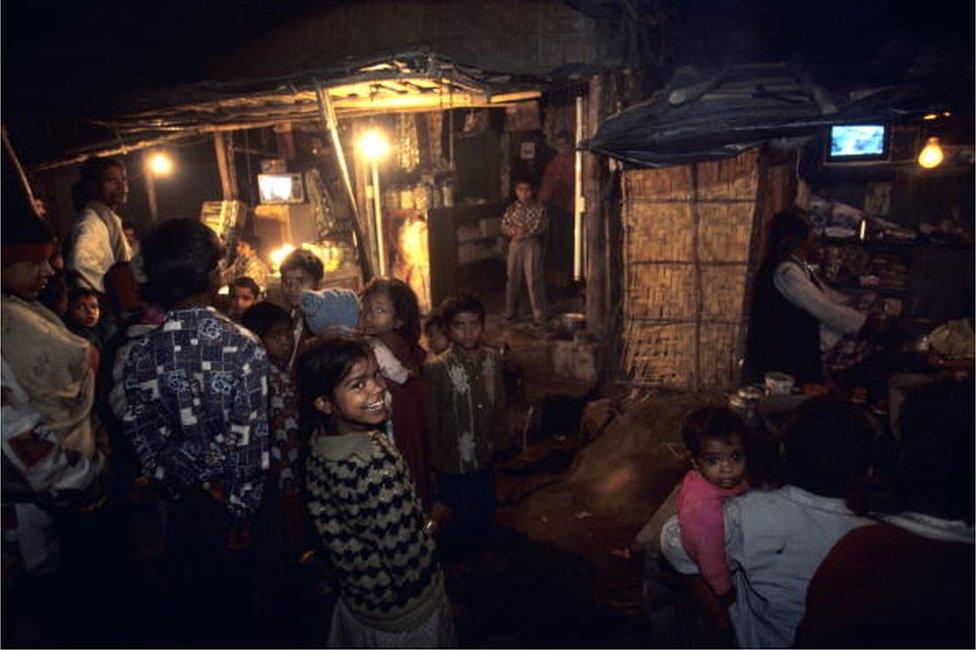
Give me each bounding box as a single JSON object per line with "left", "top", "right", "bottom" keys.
{"left": 538, "top": 153, "right": 574, "bottom": 212}
{"left": 675, "top": 469, "right": 749, "bottom": 596}
{"left": 795, "top": 522, "right": 975, "bottom": 648}
{"left": 375, "top": 331, "right": 432, "bottom": 509}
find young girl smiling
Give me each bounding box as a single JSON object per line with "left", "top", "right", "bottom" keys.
{"left": 298, "top": 335, "right": 453, "bottom": 647}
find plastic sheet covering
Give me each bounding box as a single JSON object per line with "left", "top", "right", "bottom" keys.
{"left": 581, "top": 69, "right": 973, "bottom": 169}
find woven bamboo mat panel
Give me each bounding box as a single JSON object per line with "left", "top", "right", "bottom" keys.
{"left": 622, "top": 322, "right": 696, "bottom": 390}
{"left": 697, "top": 150, "right": 759, "bottom": 201}
{"left": 624, "top": 165, "right": 693, "bottom": 200}
{"left": 623, "top": 202, "right": 693, "bottom": 262}
{"left": 701, "top": 266, "right": 747, "bottom": 321}
{"left": 621, "top": 150, "right": 760, "bottom": 391}
{"left": 699, "top": 203, "right": 754, "bottom": 263}
{"left": 625, "top": 264, "right": 695, "bottom": 321}
{"left": 699, "top": 323, "right": 742, "bottom": 387}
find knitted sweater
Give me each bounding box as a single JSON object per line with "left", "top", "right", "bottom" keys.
{"left": 306, "top": 429, "right": 443, "bottom": 632}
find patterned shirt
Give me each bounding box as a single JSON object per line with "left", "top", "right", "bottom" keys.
{"left": 119, "top": 307, "right": 270, "bottom": 519}
{"left": 501, "top": 200, "right": 547, "bottom": 239}
{"left": 268, "top": 364, "right": 301, "bottom": 494}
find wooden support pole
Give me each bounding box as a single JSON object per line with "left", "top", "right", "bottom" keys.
{"left": 2, "top": 125, "right": 44, "bottom": 218}
{"left": 213, "top": 132, "right": 237, "bottom": 200}
{"left": 143, "top": 151, "right": 159, "bottom": 223}
{"left": 316, "top": 86, "right": 374, "bottom": 282}
{"left": 584, "top": 75, "right": 606, "bottom": 338}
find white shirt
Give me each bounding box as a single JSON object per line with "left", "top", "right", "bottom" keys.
{"left": 661, "top": 485, "right": 872, "bottom": 648}
{"left": 66, "top": 202, "right": 131, "bottom": 292}
{"left": 773, "top": 258, "right": 866, "bottom": 352}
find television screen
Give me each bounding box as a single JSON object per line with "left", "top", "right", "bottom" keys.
{"left": 828, "top": 124, "right": 887, "bottom": 160}
{"left": 258, "top": 173, "right": 305, "bottom": 204}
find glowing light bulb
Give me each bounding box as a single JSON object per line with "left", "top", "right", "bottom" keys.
{"left": 917, "top": 137, "right": 944, "bottom": 169}
{"left": 148, "top": 152, "right": 174, "bottom": 176}
{"left": 358, "top": 130, "right": 390, "bottom": 162}
{"left": 270, "top": 243, "right": 296, "bottom": 269}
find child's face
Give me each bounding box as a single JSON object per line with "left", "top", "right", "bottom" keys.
{"left": 360, "top": 292, "right": 401, "bottom": 336}
{"left": 281, "top": 268, "right": 317, "bottom": 308}
{"left": 515, "top": 182, "right": 534, "bottom": 203}
{"left": 692, "top": 435, "right": 746, "bottom": 490}
{"left": 448, "top": 311, "right": 484, "bottom": 350}
{"left": 231, "top": 286, "right": 258, "bottom": 317}
{"left": 426, "top": 325, "right": 450, "bottom": 355}
{"left": 70, "top": 295, "right": 100, "bottom": 328}
{"left": 261, "top": 321, "right": 293, "bottom": 367}
{"left": 315, "top": 353, "right": 389, "bottom": 432}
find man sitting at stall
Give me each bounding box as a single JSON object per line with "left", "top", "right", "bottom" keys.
{"left": 744, "top": 208, "right": 883, "bottom": 385}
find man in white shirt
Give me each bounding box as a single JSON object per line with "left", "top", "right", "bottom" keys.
{"left": 66, "top": 157, "right": 132, "bottom": 293}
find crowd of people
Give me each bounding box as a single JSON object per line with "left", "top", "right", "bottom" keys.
{"left": 2, "top": 157, "right": 513, "bottom": 647}
{"left": 3, "top": 155, "right": 972, "bottom": 648}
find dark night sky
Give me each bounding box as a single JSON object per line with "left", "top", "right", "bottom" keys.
{"left": 2, "top": 0, "right": 971, "bottom": 120}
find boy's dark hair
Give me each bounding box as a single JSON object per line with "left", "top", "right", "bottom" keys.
{"left": 295, "top": 334, "right": 373, "bottom": 432}
{"left": 682, "top": 406, "right": 747, "bottom": 456}
{"left": 240, "top": 301, "right": 291, "bottom": 339}
{"left": 280, "top": 249, "right": 324, "bottom": 283}
{"left": 144, "top": 218, "right": 223, "bottom": 308}
{"left": 361, "top": 277, "right": 422, "bottom": 346}
{"left": 513, "top": 176, "right": 536, "bottom": 188}
{"left": 231, "top": 276, "right": 261, "bottom": 297}
{"left": 784, "top": 397, "right": 873, "bottom": 499}
{"left": 424, "top": 312, "right": 445, "bottom": 335}
{"left": 67, "top": 286, "right": 99, "bottom": 307}
{"left": 439, "top": 293, "right": 485, "bottom": 326}
{"left": 237, "top": 232, "right": 260, "bottom": 250}
{"left": 898, "top": 379, "right": 975, "bottom": 523}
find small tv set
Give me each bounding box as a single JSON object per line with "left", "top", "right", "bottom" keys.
{"left": 258, "top": 173, "right": 305, "bottom": 204}
{"left": 825, "top": 123, "right": 889, "bottom": 163}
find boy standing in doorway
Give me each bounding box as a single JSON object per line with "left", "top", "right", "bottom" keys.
{"left": 502, "top": 179, "right": 548, "bottom": 328}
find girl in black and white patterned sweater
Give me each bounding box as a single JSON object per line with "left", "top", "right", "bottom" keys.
{"left": 297, "top": 335, "right": 453, "bottom": 647}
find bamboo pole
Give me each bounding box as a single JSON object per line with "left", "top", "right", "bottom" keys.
{"left": 315, "top": 85, "right": 374, "bottom": 282}
{"left": 143, "top": 151, "right": 159, "bottom": 222}
{"left": 2, "top": 125, "right": 44, "bottom": 218}
{"left": 213, "top": 132, "right": 235, "bottom": 200}
{"left": 584, "top": 75, "right": 606, "bottom": 338}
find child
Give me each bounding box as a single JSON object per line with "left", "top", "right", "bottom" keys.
{"left": 65, "top": 286, "right": 102, "bottom": 347}
{"left": 423, "top": 312, "right": 450, "bottom": 356}
{"left": 675, "top": 407, "right": 749, "bottom": 602}
{"left": 424, "top": 293, "right": 506, "bottom": 555}
{"left": 240, "top": 302, "right": 305, "bottom": 549}
{"left": 229, "top": 276, "right": 261, "bottom": 321}
{"left": 240, "top": 300, "right": 310, "bottom": 644}
{"left": 661, "top": 398, "right": 874, "bottom": 648}
{"left": 360, "top": 278, "right": 432, "bottom": 506}
{"left": 501, "top": 178, "right": 547, "bottom": 327}
{"left": 297, "top": 335, "right": 454, "bottom": 647}
{"left": 279, "top": 249, "right": 324, "bottom": 372}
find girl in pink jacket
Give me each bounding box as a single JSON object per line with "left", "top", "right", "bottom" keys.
{"left": 675, "top": 407, "right": 750, "bottom": 598}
